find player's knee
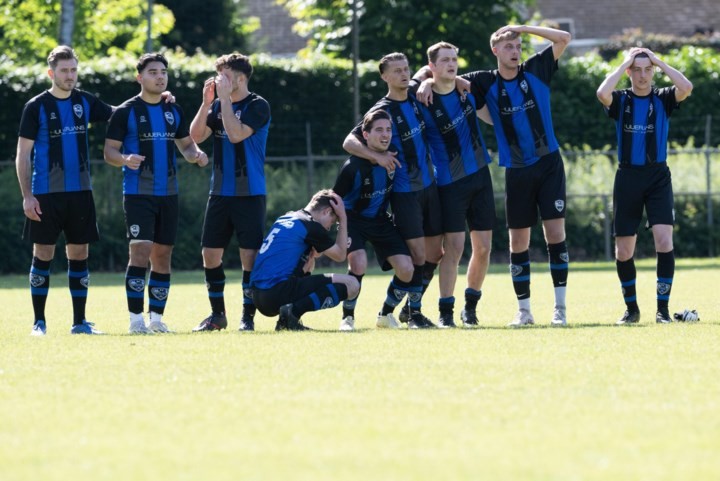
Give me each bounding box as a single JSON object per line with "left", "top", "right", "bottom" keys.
{"left": 346, "top": 277, "right": 361, "bottom": 299}
{"left": 395, "top": 256, "right": 414, "bottom": 282}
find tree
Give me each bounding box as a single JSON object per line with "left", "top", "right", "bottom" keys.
{"left": 59, "top": 0, "right": 75, "bottom": 46}
{"left": 0, "top": 0, "right": 175, "bottom": 64}
{"left": 278, "top": 0, "right": 534, "bottom": 69}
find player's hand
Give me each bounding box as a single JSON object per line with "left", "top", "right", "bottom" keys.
{"left": 455, "top": 76, "right": 471, "bottom": 100}
{"left": 23, "top": 196, "right": 42, "bottom": 222}
{"left": 161, "top": 91, "right": 176, "bottom": 104}
{"left": 497, "top": 25, "right": 524, "bottom": 35}
{"left": 329, "top": 192, "right": 347, "bottom": 220}
{"left": 375, "top": 150, "right": 401, "bottom": 173}
{"left": 215, "top": 74, "right": 232, "bottom": 101}
{"left": 193, "top": 150, "right": 209, "bottom": 167}
{"left": 202, "top": 77, "right": 216, "bottom": 104}
{"left": 302, "top": 252, "right": 316, "bottom": 273}
{"left": 416, "top": 79, "right": 434, "bottom": 106}
{"left": 123, "top": 154, "right": 145, "bottom": 170}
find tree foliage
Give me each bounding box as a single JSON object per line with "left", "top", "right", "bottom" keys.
{"left": 277, "top": 0, "right": 533, "bottom": 69}
{"left": 0, "top": 0, "right": 175, "bottom": 64}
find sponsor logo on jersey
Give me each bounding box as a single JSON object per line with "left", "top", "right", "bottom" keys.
{"left": 555, "top": 200, "right": 565, "bottom": 212}
{"left": 164, "top": 111, "right": 175, "bottom": 125}
{"left": 73, "top": 104, "right": 83, "bottom": 119}
{"left": 130, "top": 224, "right": 140, "bottom": 237}
{"left": 151, "top": 287, "right": 169, "bottom": 301}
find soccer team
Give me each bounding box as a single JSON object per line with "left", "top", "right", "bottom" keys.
{"left": 16, "top": 23, "right": 697, "bottom": 336}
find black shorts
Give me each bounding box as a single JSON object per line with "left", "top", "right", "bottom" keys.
{"left": 390, "top": 184, "right": 442, "bottom": 240}
{"left": 438, "top": 167, "right": 496, "bottom": 233}
{"left": 347, "top": 214, "right": 411, "bottom": 271}
{"left": 22, "top": 191, "right": 99, "bottom": 245}
{"left": 505, "top": 151, "right": 567, "bottom": 229}
{"left": 123, "top": 194, "right": 179, "bottom": 245}
{"left": 252, "top": 274, "right": 333, "bottom": 317}
{"left": 201, "top": 195, "right": 266, "bottom": 250}
{"left": 613, "top": 163, "right": 674, "bottom": 236}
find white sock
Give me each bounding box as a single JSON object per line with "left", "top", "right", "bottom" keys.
{"left": 518, "top": 298, "right": 531, "bottom": 311}
{"left": 149, "top": 311, "right": 163, "bottom": 324}
{"left": 554, "top": 286, "right": 567, "bottom": 308}
{"left": 130, "top": 312, "right": 145, "bottom": 325}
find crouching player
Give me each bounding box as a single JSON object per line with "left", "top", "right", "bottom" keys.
{"left": 250, "top": 190, "right": 359, "bottom": 330}
{"left": 332, "top": 110, "right": 414, "bottom": 330}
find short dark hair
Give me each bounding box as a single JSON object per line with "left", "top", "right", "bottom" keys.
{"left": 362, "top": 110, "right": 392, "bottom": 132}
{"left": 427, "top": 41, "right": 458, "bottom": 64}
{"left": 137, "top": 53, "right": 169, "bottom": 73}
{"left": 47, "top": 45, "right": 78, "bottom": 70}
{"left": 378, "top": 52, "right": 408, "bottom": 74}
{"left": 215, "top": 53, "right": 253, "bottom": 79}
{"left": 307, "top": 189, "right": 336, "bottom": 212}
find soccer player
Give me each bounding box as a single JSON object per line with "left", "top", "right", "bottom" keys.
{"left": 411, "top": 42, "right": 496, "bottom": 328}
{"left": 343, "top": 52, "right": 443, "bottom": 329}
{"left": 104, "top": 53, "right": 208, "bottom": 334}
{"left": 188, "top": 53, "right": 271, "bottom": 333}
{"left": 250, "top": 189, "right": 360, "bottom": 331}
{"left": 16, "top": 45, "right": 111, "bottom": 336}
{"left": 332, "top": 110, "right": 414, "bottom": 331}
{"left": 596, "top": 47, "right": 693, "bottom": 324}
{"left": 462, "top": 25, "right": 572, "bottom": 327}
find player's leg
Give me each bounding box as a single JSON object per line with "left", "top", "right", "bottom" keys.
{"left": 124, "top": 195, "right": 155, "bottom": 333}
{"left": 340, "top": 249, "right": 367, "bottom": 331}
{"left": 237, "top": 196, "right": 266, "bottom": 331}
{"left": 147, "top": 242, "right": 174, "bottom": 332}
{"left": 438, "top": 231, "right": 463, "bottom": 327}
{"left": 647, "top": 165, "right": 676, "bottom": 324}
{"left": 278, "top": 274, "right": 360, "bottom": 330}
{"left": 463, "top": 229, "right": 492, "bottom": 327}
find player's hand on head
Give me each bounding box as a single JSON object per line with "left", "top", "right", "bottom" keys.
{"left": 215, "top": 74, "right": 232, "bottom": 100}
{"left": 202, "top": 77, "right": 216, "bottom": 103}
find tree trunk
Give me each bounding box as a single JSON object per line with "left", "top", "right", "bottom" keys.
{"left": 59, "top": 0, "right": 75, "bottom": 46}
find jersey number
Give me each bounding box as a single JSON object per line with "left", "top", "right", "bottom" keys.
{"left": 259, "top": 228, "right": 280, "bottom": 254}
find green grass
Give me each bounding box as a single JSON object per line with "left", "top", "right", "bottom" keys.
{"left": 1, "top": 259, "right": 719, "bottom": 481}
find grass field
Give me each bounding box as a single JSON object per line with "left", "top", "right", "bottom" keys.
{"left": 1, "top": 259, "right": 719, "bottom": 481}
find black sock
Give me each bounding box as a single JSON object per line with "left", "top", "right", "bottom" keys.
{"left": 205, "top": 264, "right": 226, "bottom": 315}
{"left": 510, "top": 251, "right": 531, "bottom": 300}
{"left": 616, "top": 258, "right": 638, "bottom": 312}
{"left": 464, "top": 288, "right": 481, "bottom": 312}
{"left": 242, "top": 270, "right": 256, "bottom": 319}
{"left": 381, "top": 275, "right": 411, "bottom": 315}
{"left": 148, "top": 271, "right": 171, "bottom": 315}
{"left": 68, "top": 258, "right": 89, "bottom": 325}
{"left": 406, "top": 264, "right": 424, "bottom": 312}
{"left": 439, "top": 296, "right": 454, "bottom": 316}
{"left": 293, "top": 283, "right": 349, "bottom": 318}
{"left": 547, "top": 241, "right": 569, "bottom": 287}
{"left": 342, "top": 271, "right": 363, "bottom": 318}
{"left": 656, "top": 250, "right": 675, "bottom": 312}
{"left": 125, "top": 265, "right": 147, "bottom": 314}
{"left": 30, "top": 257, "right": 51, "bottom": 323}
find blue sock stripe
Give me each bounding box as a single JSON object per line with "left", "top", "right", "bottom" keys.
{"left": 624, "top": 295, "right": 637, "bottom": 302}
{"left": 549, "top": 263, "right": 568, "bottom": 270}
{"left": 465, "top": 287, "right": 481, "bottom": 296}
{"left": 512, "top": 261, "right": 530, "bottom": 267}
{"left": 657, "top": 295, "right": 670, "bottom": 301}
{"left": 31, "top": 287, "right": 49, "bottom": 295}
{"left": 513, "top": 276, "right": 530, "bottom": 282}
{"left": 439, "top": 297, "right": 455, "bottom": 305}
{"left": 70, "top": 290, "right": 88, "bottom": 297}
{"left": 148, "top": 280, "right": 171, "bottom": 288}
{"left": 126, "top": 292, "right": 144, "bottom": 299}
{"left": 149, "top": 299, "right": 167, "bottom": 308}
{"left": 68, "top": 270, "right": 89, "bottom": 277}
{"left": 620, "top": 280, "right": 636, "bottom": 287}
{"left": 657, "top": 277, "right": 673, "bottom": 284}
{"left": 208, "top": 280, "right": 225, "bottom": 286}
{"left": 30, "top": 267, "right": 50, "bottom": 276}
{"left": 328, "top": 284, "right": 340, "bottom": 305}
{"left": 309, "top": 293, "right": 321, "bottom": 310}
{"left": 343, "top": 298, "right": 357, "bottom": 309}
{"left": 209, "top": 292, "right": 224, "bottom": 298}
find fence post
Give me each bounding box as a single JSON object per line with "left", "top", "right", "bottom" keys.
{"left": 705, "top": 114, "right": 713, "bottom": 257}
{"left": 305, "top": 122, "right": 314, "bottom": 199}
{"left": 603, "top": 194, "right": 612, "bottom": 261}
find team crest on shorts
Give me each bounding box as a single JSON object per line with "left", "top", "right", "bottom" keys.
{"left": 130, "top": 224, "right": 140, "bottom": 237}
{"left": 128, "top": 279, "right": 145, "bottom": 292}
{"left": 30, "top": 274, "right": 45, "bottom": 288}
{"left": 73, "top": 104, "right": 83, "bottom": 119}
{"left": 164, "top": 111, "right": 175, "bottom": 125}
{"left": 510, "top": 264, "right": 523, "bottom": 277}
{"left": 657, "top": 283, "right": 671, "bottom": 295}
{"left": 554, "top": 200, "right": 565, "bottom": 212}
{"left": 151, "top": 287, "right": 169, "bottom": 301}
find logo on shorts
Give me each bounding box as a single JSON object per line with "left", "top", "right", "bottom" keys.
{"left": 510, "top": 264, "right": 523, "bottom": 277}
{"left": 320, "top": 297, "right": 335, "bottom": 309}
{"left": 520, "top": 80, "right": 528, "bottom": 94}
{"left": 130, "top": 224, "right": 140, "bottom": 237}
{"left": 73, "top": 104, "right": 83, "bottom": 119}
{"left": 30, "top": 274, "right": 46, "bottom": 288}
{"left": 151, "top": 287, "right": 169, "bottom": 301}
{"left": 657, "top": 283, "right": 671, "bottom": 295}
{"left": 128, "top": 279, "right": 145, "bottom": 292}
{"left": 388, "top": 170, "right": 395, "bottom": 180}
{"left": 80, "top": 276, "right": 90, "bottom": 288}
{"left": 560, "top": 252, "right": 569, "bottom": 263}
{"left": 164, "top": 111, "right": 175, "bottom": 125}
{"left": 347, "top": 237, "right": 352, "bottom": 248}
{"left": 554, "top": 200, "right": 565, "bottom": 212}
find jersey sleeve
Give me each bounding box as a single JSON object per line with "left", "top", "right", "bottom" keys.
{"left": 174, "top": 104, "right": 191, "bottom": 139}
{"left": 605, "top": 90, "right": 624, "bottom": 120}
{"left": 304, "top": 221, "right": 336, "bottom": 254}
{"left": 18, "top": 100, "right": 40, "bottom": 139}
{"left": 657, "top": 86, "right": 680, "bottom": 117}
{"left": 241, "top": 97, "right": 271, "bottom": 132}
{"left": 523, "top": 45, "right": 558, "bottom": 85}
{"left": 87, "top": 93, "right": 114, "bottom": 123}
{"left": 463, "top": 70, "right": 493, "bottom": 105}
{"left": 332, "top": 159, "right": 354, "bottom": 198}
{"left": 105, "top": 105, "right": 130, "bottom": 142}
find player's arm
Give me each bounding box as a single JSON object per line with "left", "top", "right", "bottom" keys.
{"left": 175, "top": 136, "right": 209, "bottom": 167}
{"left": 342, "top": 131, "right": 400, "bottom": 172}
{"left": 476, "top": 105, "right": 493, "bottom": 125}
{"left": 15, "top": 137, "right": 41, "bottom": 221}
{"left": 596, "top": 48, "right": 641, "bottom": 107}
{"left": 189, "top": 77, "right": 215, "bottom": 143}
{"left": 500, "top": 25, "right": 571, "bottom": 60}
{"left": 103, "top": 138, "right": 145, "bottom": 170}
{"left": 319, "top": 192, "right": 348, "bottom": 263}
{"left": 642, "top": 48, "right": 693, "bottom": 102}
